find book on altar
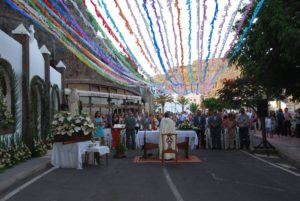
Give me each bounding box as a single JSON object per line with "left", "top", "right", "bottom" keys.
{"left": 113, "top": 124, "right": 126, "bottom": 129}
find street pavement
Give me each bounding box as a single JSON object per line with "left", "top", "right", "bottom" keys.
{"left": 1, "top": 149, "right": 300, "bottom": 201}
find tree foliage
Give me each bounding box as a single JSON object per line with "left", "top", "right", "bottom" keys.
{"left": 217, "top": 77, "right": 266, "bottom": 111}
{"left": 203, "top": 98, "right": 223, "bottom": 112}
{"left": 177, "top": 96, "right": 189, "bottom": 112}
{"left": 230, "top": 0, "right": 300, "bottom": 100}
{"left": 189, "top": 103, "right": 198, "bottom": 114}
{"left": 154, "top": 94, "right": 173, "bottom": 113}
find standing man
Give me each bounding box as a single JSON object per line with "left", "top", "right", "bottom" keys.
{"left": 284, "top": 108, "right": 292, "bottom": 136}
{"left": 141, "top": 112, "right": 151, "bottom": 130}
{"left": 193, "top": 110, "right": 206, "bottom": 149}
{"left": 295, "top": 108, "right": 300, "bottom": 138}
{"left": 237, "top": 108, "right": 250, "bottom": 150}
{"left": 125, "top": 112, "right": 136, "bottom": 150}
{"left": 208, "top": 111, "right": 223, "bottom": 149}
{"left": 276, "top": 109, "right": 285, "bottom": 136}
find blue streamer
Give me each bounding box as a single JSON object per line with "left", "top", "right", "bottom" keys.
{"left": 142, "top": 0, "right": 175, "bottom": 85}
{"left": 51, "top": 0, "right": 131, "bottom": 76}
{"left": 37, "top": 0, "right": 135, "bottom": 83}
{"left": 203, "top": 0, "right": 219, "bottom": 83}
{"left": 208, "top": 0, "right": 266, "bottom": 91}
{"left": 3, "top": 0, "right": 44, "bottom": 30}
{"left": 100, "top": 0, "right": 153, "bottom": 81}
{"left": 187, "top": 0, "right": 194, "bottom": 84}
{"left": 231, "top": 0, "right": 265, "bottom": 58}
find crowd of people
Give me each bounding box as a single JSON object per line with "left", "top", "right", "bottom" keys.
{"left": 92, "top": 107, "right": 300, "bottom": 151}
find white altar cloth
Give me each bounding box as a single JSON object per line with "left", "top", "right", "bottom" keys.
{"left": 136, "top": 130, "right": 198, "bottom": 149}
{"left": 51, "top": 141, "right": 110, "bottom": 169}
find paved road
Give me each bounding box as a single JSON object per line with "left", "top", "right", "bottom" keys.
{"left": 1, "top": 150, "right": 300, "bottom": 201}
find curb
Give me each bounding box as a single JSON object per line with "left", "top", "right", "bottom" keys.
{"left": 272, "top": 147, "right": 300, "bottom": 168}
{"left": 0, "top": 156, "right": 51, "bottom": 193}
{"left": 252, "top": 135, "right": 300, "bottom": 168}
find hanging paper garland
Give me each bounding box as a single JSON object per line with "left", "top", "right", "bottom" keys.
{"left": 198, "top": 0, "right": 207, "bottom": 83}
{"left": 112, "top": 0, "right": 160, "bottom": 75}
{"left": 202, "top": 0, "right": 219, "bottom": 83}
{"left": 217, "top": 0, "right": 243, "bottom": 59}
{"left": 211, "top": 0, "right": 231, "bottom": 61}
{"left": 186, "top": 0, "right": 195, "bottom": 85}
{"left": 156, "top": 0, "right": 176, "bottom": 73}
{"left": 142, "top": 0, "right": 175, "bottom": 86}
{"left": 195, "top": 0, "right": 201, "bottom": 93}
{"left": 174, "top": 0, "right": 186, "bottom": 88}
{"left": 223, "top": 0, "right": 255, "bottom": 59}
{"left": 97, "top": 0, "right": 153, "bottom": 81}
{"left": 149, "top": 0, "right": 180, "bottom": 85}
{"left": 166, "top": 0, "right": 181, "bottom": 81}
{"left": 125, "top": 0, "right": 162, "bottom": 75}
{"left": 205, "top": 0, "right": 265, "bottom": 92}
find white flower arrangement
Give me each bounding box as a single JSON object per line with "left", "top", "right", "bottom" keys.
{"left": 32, "top": 137, "right": 47, "bottom": 157}
{"left": 0, "top": 136, "right": 31, "bottom": 170}
{"left": 51, "top": 111, "right": 95, "bottom": 137}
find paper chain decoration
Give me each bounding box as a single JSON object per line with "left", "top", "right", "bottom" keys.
{"left": 3, "top": 0, "right": 266, "bottom": 96}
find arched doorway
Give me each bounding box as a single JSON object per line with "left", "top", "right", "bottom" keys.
{"left": 0, "top": 59, "right": 16, "bottom": 134}
{"left": 30, "top": 76, "right": 45, "bottom": 140}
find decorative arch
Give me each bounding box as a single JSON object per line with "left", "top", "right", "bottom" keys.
{"left": 0, "top": 59, "right": 16, "bottom": 134}
{"left": 30, "top": 76, "right": 46, "bottom": 140}
{"left": 51, "top": 84, "right": 60, "bottom": 117}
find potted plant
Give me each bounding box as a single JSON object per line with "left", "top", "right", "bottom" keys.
{"left": 177, "top": 120, "right": 193, "bottom": 130}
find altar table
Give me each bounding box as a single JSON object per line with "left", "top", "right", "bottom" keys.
{"left": 136, "top": 130, "right": 198, "bottom": 158}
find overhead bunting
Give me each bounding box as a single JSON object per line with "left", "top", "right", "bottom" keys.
{"left": 3, "top": 0, "right": 266, "bottom": 96}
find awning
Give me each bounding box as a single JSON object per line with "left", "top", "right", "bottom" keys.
{"left": 65, "top": 88, "right": 142, "bottom": 101}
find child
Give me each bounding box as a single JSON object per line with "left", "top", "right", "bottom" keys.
{"left": 265, "top": 115, "right": 272, "bottom": 138}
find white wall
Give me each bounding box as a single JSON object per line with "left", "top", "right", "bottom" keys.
{"left": 50, "top": 66, "right": 61, "bottom": 90}
{"left": 0, "top": 30, "right": 22, "bottom": 74}
{"left": 29, "top": 38, "right": 45, "bottom": 81}
{"left": 0, "top": 29, "right": 23, "bottom": 136}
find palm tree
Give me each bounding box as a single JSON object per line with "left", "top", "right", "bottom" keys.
{"left": 177, "top": 96, "right": 189, "bottom": 112}
{"left": 154, "top": 94, "right": 174, "bottom": 113}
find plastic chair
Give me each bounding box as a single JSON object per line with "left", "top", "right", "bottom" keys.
{"left": 205, "top": 129, "right": 212, "bottom": 149}
{"left": 161, "top": 133, "right": 178, "bottom": 166}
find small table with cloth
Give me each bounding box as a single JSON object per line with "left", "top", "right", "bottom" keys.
{"left": 51, "top": 141, "right": 110, "bottom": 169}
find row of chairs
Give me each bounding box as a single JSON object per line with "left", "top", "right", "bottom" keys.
{"left": 205, "top": 128, "right": 255, "bottom": 150}
{"left": 205, "top": 128, "right": 240, "bottom": 149}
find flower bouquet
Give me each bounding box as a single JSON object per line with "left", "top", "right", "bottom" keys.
{"left": 177, "top": 120, "right": 193, "bottom": 130}
{"left": 51, "top": 111, "right": 95, "bottom": 144}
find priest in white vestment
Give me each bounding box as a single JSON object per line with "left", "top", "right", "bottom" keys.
{"left": 159, "top": 112, "right": 177, "bottom": 160}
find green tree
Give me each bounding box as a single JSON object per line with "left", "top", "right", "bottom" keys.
{"left": 230, "top": 0, "right": 300, "bottom": 100}
{"left": 189, "top": 103, "right": 198, "bottom": 115}
{"left": 154, "top": 94, "right": 173, "bottom": 113}
{"left": 202, "top": 98, "right": 222, "bottom": 112}
{"left": 217, "top": 77, "right": 266, "bottom": 111}
{"left": 177, "top": 96, "right": 189, "bottom": 112}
